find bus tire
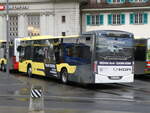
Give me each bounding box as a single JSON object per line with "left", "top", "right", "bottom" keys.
{"left": 1, "top": 63, "right": 5, "bottom": 72}
{"left": 61, "top": 68, "right": 68, "bottom": 84}
{"left": 27, "top": 66, "right": 32, "bottom": 77}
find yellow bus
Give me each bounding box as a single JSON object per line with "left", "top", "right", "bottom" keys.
{"left": 0, "top": 39, "right": 20, "bottom": 71}
{"left": 0, "top": 40, "right": 6, "bottom": 71}
{"left": 17, "top": 35, "right": 79, "bottom": 83}
{"left": 17, "top": 30, "right": 134, "bottom": 84}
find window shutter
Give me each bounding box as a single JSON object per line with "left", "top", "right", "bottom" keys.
{"left": 107, "top": 0, "right": 112, "bottom": 3}
{"left": 130, "top": 13, "right": 134, "bottom": 24}
{"left": 129, "top": 0, "right": 134, "bottom": 2}
{"left": 121, "top": 0, "right": 125, "bottom": 3}
{"left": 108, "top": 14, "right": 112, "bottom": 25}
{"left": 121, "top": 14, "right": 125, "bottom": 24}
{"left": 86, "top": 15, "right": 91, "bottom": 25}
{"left": 144, "top": 13, "right": 148, "bottom": 24}
{"left": 100, "top": 15, "right": 104, "bottom": 25}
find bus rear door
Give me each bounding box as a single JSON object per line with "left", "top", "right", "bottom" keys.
{"left": 134, "top": 39, "right": 147, "bottom": 75}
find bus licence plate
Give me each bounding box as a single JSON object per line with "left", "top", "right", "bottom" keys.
{"left": 109, "top": 76, "right": 121, "bottom": 80}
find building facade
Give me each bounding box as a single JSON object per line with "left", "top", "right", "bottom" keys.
{"left": 0, "top": 0, "right": 80, "bottom": 40}
{"left": 81, "top": 0, "right": 150, "bottom": 38}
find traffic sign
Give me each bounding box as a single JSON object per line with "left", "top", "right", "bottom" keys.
{"left": 0, "top": 5, "right": 5, "bottom": 10}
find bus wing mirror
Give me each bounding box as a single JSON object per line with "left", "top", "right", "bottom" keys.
{"left": 17, "top": 46, "right": 22, "bottom": 52}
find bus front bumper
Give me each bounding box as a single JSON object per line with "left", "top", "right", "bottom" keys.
{"left": 94, "top": 74, "right": 134, "bottom": 84}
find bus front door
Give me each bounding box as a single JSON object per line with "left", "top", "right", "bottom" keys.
{"left": 44, "top": 46, "right": 58, "bottom": 78}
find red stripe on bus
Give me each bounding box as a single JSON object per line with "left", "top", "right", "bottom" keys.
{"left": 146, "top": 62, "right": 150, "bottom": 64}
{"left": 13, "top": 62, "right": 19, "bottom": 70}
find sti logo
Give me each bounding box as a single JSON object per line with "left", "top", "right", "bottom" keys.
{"left": 113, "top": 68, "right": 131, "bottom": 71}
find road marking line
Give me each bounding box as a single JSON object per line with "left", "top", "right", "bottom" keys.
{"left": 0, "top": 94, "right": 135, "bottom": 102}
{"left": 0, "top": 83, "right": 26, "bottom": 86}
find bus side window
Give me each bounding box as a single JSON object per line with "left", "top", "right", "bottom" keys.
{"left": 134, "top": 46, "right": 146, "bottom": 61}
{"left": 33, "top": 47, "right": 45, "bottom": 62}
{"left": 24, "top": 46, "right": 32, "bottom": 60}
{"left": 77, "top": 45, "right": 91, "bottom": 63}
{"left": 0, "top": 45, "right": 4, "bottom": 58}
{"left": 45, "top": 41, "right": 56, "bottom": 63}
{"left": 44, "top": 48, "right": 48, "bottom": 59}
{"left": 19, "top": 47, "right": 25, "bottom": 62}
{"left": 79, "top": 35, "right": 93, "bottom": 49}
{"left": 86, "top": 37, "right": 91, "bottom": 41}
{"left": 66, "top": 47, "right": 73, "bottom": 57}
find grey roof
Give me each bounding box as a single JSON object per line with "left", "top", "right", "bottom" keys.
{"left": 83, "top": 30, "right": 133, "bottom": 36}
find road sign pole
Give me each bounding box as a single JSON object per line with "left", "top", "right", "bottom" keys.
{"left": 6, "top": 0, "right": 10, "bottom": 77}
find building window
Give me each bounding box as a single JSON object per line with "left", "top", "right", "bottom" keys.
{"left": 130, "top": 13, "right": 148, "bottom": 24}
{"left": 27, "top": 15, "right": 40, "bottom": 36}
{"left": 129, "top": 0, "right": 148, "bottom": 3}
{"left": 62, "top": 16, "right": 66, "bottom": 23}
{"left": 9, "top": 16, "right": 18, "bottom": 39}
{"left": 108, "top": 14, "right": 125, "bottom": 25}
{"left": 62, "top": 32, "right": 66, "bottom": 36}
{"left": 107, "top": 0, "right": 125, "bottom": 4}
{"left": 96, "top": 0, "right": 101, "bottom": 3}
{"left": 113, "top": 0, "right": 122, "bottom": 3}
{"left": 86, "top": 14, "right": 104, "bottom": 25}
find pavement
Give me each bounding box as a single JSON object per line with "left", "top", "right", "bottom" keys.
{"left": 0, "top": 72, "right": 29, "bottom": 95}
{"left": 0, "top": 72, "right": 29, "bottom": 113}
{"left": 0, "top": 73, "right": 23, "bottom": 84}
{"left": 0, "top": 106, "right": 138, "bottom": 113}
{"left": 0, "top": 72, "right": 140, "bottom": 113}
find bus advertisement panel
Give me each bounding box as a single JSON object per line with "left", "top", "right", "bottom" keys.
{"left": 94, "top": 33, "right": 134, "bottom": 83}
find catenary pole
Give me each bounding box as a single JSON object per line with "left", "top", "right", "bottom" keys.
{"left": 6, "top": 0, "right": 10, "bottom": 77}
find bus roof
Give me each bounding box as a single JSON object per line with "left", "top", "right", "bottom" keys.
{"left": 20, "top": 35, "right": 80, "bottom": 41}
{"left": 57, "top": 35, "right": 80, "bottom": 39}
{"left": 20, "top": 37, "right": 31, "bottom": 41}
{"left": 83, "top": 30, "right": 134, "bottom": 37}
{"left": 0, "top": 40, "right": 6, "bottom": 43}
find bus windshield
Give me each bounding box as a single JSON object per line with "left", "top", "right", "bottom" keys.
{"left": 96, "top": 37, "right": 133, "bottom": 61}
{"left": 0, "top": 42, "right": 6, "bottom": 58}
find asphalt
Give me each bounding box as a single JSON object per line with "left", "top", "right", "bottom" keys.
{"left": 0, "top": 106, "right": 138, "bottom": 113}
{"left": 0, "top": 72, "right": 29, "bottom": 113}
{"left": 0, "top": 72, "right": 23, "bottom": 84}
{"left": 0, "top": 72, "right": 141, "bottom": 113}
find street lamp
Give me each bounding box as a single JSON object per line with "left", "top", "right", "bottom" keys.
{"left": 6, "top": 0, "right": 10, "bottom": 77}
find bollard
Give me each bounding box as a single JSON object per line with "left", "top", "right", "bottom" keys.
{"left": 28, "top": 85, "right": 45, "bottom": 113}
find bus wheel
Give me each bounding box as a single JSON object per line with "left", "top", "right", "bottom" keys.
{"left": 1, "top": 63, "right": 5, "bottom": 72}
{"left": 61, "top": 69, "right": 68, "bottom": 84}
{"left": 27, "top": 66, "right": 32, "bottom": 77}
